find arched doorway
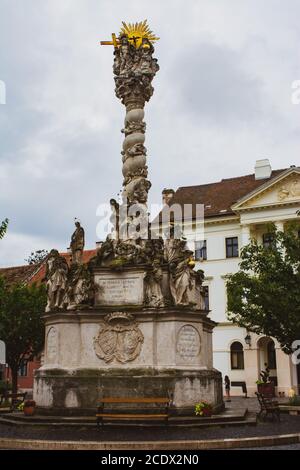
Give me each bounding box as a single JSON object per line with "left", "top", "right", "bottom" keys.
{"left": 257, "top": 337, "right": 278, "bottom": 387}
{"left": 230, "top": 341, "right": 245, "bottom": 370}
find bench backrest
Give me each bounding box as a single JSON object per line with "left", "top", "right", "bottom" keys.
{"left": 98, "top": 397, "right": 170, "bottom": 404}
{"left": 2, "top": 392, "right": 26, "bottom": 398}
{"left": 256, "top": 392, "right": 277, "bottom": 409}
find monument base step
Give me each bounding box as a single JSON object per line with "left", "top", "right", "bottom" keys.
{"left": 0, "top": 409, "right": 256, "bottom": 428}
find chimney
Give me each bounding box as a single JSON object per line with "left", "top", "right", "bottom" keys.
{"left": 255, "top": 159, "right": 272, "bottom": 180}
{"left": 162, "top": 188, "right": 175, "bottom": 205}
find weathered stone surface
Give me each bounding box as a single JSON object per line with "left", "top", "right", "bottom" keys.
{"left": 45, "top": 250, "right": 68, "bottom": 312}
{"left": 93, "top": 312, "right": 144, "bottom": 363}
{"left": 40, "top": 308, "right": 215, "bottom": 370}
{"left": 46, "top": 327, "right": 58, "bottom": 364}
{"left": 112, "top": 34, "right": 159, "bottom": 237}
{"left": 34, "top": 306, "right": 223, "bottom": 415}
{"left": 34, "top": 367, "right": 223, "bottom": 416}
{"left": 94, "top": 270, "right": 145, "bottom": 306}
{"left": 176, "top": 325, "right": 201, "bottom": 361}
{"left": 70, "top": 220, "right": 85, "bottom": 265}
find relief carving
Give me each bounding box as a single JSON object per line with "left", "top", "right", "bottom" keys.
{"left": 93, "top": 312, "right": 144, "bottom": 363}
{"left": 278, "top": 177, "right": 300, "bottom": 201}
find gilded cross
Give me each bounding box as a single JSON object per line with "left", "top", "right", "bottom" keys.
{"left": 100, "top": 33, "right": 119, "bottom": 47}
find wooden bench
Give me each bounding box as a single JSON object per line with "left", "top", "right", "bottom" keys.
{"left": 231, "top": 381, "right": 248, "bottom": 398}
{"left": 0, "top": 392, "right": 27, "bottom": 410}
{"left": 255, "top": 392, "right": 280, "bottom": 422}
{"left": 96, "top": 397, "right": 170, "bottom": 427}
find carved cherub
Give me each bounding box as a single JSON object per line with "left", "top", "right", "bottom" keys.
{"left": 127, "top": 143, "right": 147, "bottom": 158}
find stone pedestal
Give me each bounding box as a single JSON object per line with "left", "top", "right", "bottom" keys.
{"left": 34, "top": 268, "right": 223, "bottom": 415}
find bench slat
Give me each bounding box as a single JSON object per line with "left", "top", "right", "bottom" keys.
{"left": 98, "top": 397, "right": 169, "bottom": 404}
{"left": 96, "top": 414, "right": 168, "bottom": 419}
{"left": 96, "top": 397, "right": 170, "bottom": 426}
{"left": 1, "top": 393, "right": 26, "bottom": 397}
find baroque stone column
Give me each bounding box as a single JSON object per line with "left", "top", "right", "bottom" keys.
{"left": 240, "top": 224, "right": 251, "bottom": 248}
{"left": 113, "top": 35, "right": 159, "bottom": 238}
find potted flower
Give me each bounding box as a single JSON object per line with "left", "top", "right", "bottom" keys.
{"left": 256, "top": 364, "right": 275, "bottom": 397}
{"left": 22, "top": 400, "right": 36, "bottom": 416}
{"left": 195, "top": 401, "right": 213, "bottom": 417}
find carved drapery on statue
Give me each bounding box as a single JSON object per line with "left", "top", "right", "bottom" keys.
{"left": 70, "top": 221, "right": 85, "bottom": 265}
{"left": 144, "top": 261, "right": 164, "bottom": 308}
{"left": 65, "top": 264, "right": 94, "bottom": 310}
{"left": 46, "top": 223, "right": 96, "bottom": 312}
{"left": 113, "top": 33, "right": 159, "bottom": 239}
{"left": 165, "top": 236, "right": 206, "bottom": 308}
{"left": 89, "top": 236, "right": 164, "bottom": 270}
{"left": 45, "top": 249, "right": 68, "bottom": 312}
{"left": 45, "top": 226, "right": 206, "bottom": 312}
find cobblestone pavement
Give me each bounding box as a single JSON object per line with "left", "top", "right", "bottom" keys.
{"left": 245, "top": 444, "right": 300, "bottom": 450}
{"left": 0, "top": 397, "right": 298, "bottom": 443}
{"left": 224, "top": 396, "right": 287, "bottom": 412}
{"left": 0, "top": 416, "right": 300, "bottom": 442}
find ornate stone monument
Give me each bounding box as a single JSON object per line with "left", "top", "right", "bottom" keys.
{"left": 34, "top": 21, "right": 223, "bottom": 415}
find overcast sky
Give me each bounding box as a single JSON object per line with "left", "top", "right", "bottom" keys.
{"left": 0, "top": 0, "right": 300, "bottom": 266}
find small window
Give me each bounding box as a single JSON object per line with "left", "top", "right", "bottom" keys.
{"left": 203, "top": 285, "right": 209, "bottom": 310}
{"left": 226, "top": 237, "right": 239, "bottom": 258}
{"left": 263, "top": 233, "right": 274, "bottom": 249}
{"left": 230, "top": 342, "right": 244, "bottom": 370}
{"left": 18, "top": 362, "right": 28, "bottom": 377}
{"left": 195, "top": 240, "right": 207, "bottom": 261}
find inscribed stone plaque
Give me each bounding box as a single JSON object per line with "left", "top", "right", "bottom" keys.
{"left": 47, "top": 327, "right": 58, "bottom": 363}
{"left": 177, "top": 325, "right": 201, "bottom": 360}
{"left": 95, "top": 273, "right": 144, "bottom": 306}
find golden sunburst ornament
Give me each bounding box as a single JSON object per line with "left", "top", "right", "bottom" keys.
{"left": 119, "top": 20, "right": 159, "bottom": 48}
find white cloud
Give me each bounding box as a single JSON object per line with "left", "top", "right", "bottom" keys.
{"left": 0, "top": 0, "right": 300, "bottom": 266}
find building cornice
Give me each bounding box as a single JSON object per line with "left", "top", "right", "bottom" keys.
{"left": 204, "top": 216, "right": 240, "bottom": 226}
{"left": 232, "top": 200, "right": 300, "bottom": 214}
{"left": 232, "top": 167, "right": 300, "bottom": 212}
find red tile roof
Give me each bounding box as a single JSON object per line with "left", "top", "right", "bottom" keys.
{"left": 156, "top": 169, "right": 286, "bottom": 222}
{"left": 0, "top": 264, "right": 40, "bottom": 285}
{"left": 0, "top": 249, "right": 97, "bottom": 286}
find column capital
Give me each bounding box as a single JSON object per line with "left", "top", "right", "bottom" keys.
{"left": 275, "top": 221, "right": 285, "bottom": 231}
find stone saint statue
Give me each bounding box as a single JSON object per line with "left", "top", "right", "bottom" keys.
{"left": 110, "top": 199, "right": 120, "bottom": 240}
{"left": 45, "top": 249, "right": 69, "bottom": 312}
{"left": 144, "top": 260, "right": 164, "bottom": 308}
{"left": 65, "top": 264, "right": 94, "bottom": 310}
{"left": 70, "top": 220, "right": 85, "bottom": 265}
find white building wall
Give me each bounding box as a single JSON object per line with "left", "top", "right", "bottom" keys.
{"left": 184, "top": 200, "right": 300, "bottom": 396}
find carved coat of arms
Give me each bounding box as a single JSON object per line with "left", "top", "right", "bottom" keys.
{"left": 93, "top": 312, "right": 144, "bottom": 363}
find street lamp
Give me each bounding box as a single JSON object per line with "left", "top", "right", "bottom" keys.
{"left": 244, "top": 333, "right": 252, "bottom": 347}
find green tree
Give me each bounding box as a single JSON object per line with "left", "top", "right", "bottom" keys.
{"left": 0, "top": 218, "right": 8, "bottom": 239}
{"left": 25, "top": 249, "right": 49, "bottom": 265}
{"left": 0, "top": 277, "right": 46, "bottom": 394}
{"left": 227, "top": 224, "right": 300, "bottom": 354}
